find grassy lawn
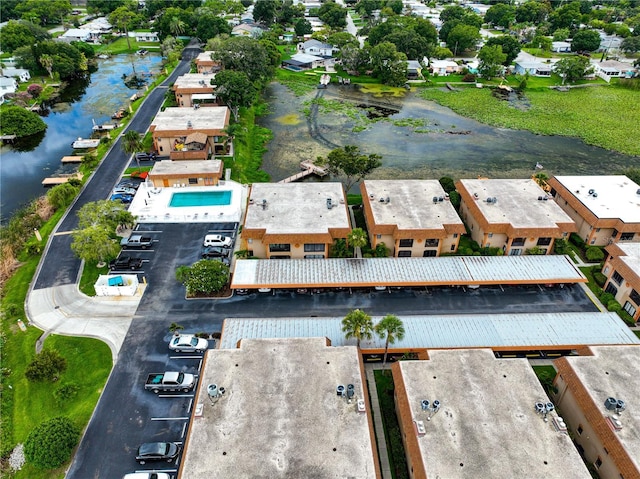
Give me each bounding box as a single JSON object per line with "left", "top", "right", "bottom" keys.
{"left": 420, "top": 84, "right": 640, "bottom": 156}
{"left": 635, "top": 331, "right": 640, "bottom": 339}
{"left": 276, "top": 67, "right": 319, "bottom": 96}
{"left": 226, "top": 103, "right": 272, "bottom": 184}
{"left": 94, "top": 37, "right": 160, "bottom": 55}
{"left": 579, "top": 266, "right": 603, "bottom": 300}
{"left": 79, "top": 261, "right": 109, "bottom": 296}
{"left": 374, "top": 370, "right": 409, "bottom": 479}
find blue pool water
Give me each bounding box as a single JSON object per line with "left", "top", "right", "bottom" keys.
{"left": 169, "top": 190, "right": 232, "bottom": 207}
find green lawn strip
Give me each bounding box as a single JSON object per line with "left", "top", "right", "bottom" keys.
{"left": 276, "top": 68, "right": 319, "bottom": 96}
{"left": 578, "top": 266, "right": 602, "bottom": 299}
{"left": 634, "top": 331, "right": 640, "bottom": 339}
{"left": 420, "top": 85, "right": 640, "bottom": 156}
{"left": 227, "top": 103, "right": 272, "bottom": 184}
{"left": 79, "top": 262, "right": 109, "bottom": 296}
{"left": 373, "top": 370, "right": 410, "bottom": 479}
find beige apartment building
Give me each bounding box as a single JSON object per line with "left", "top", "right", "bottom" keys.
{"left": 602, "top": 242, "right": 640, "bottom": 322}
{"left": 547, "top": 175, "right": 640, "bottom": 246}
{"left": 240, "top": 183, "right": 351, "bottom": 259}
{"left": 147, "top": 160, "right": 223, "bottom": 188}
{"left": 194, "top": 50, "right": 222, "bottom": 74}
{"left": 360, "top": 180, "right": 465, "bottom": 257}
{"left": 149, "top": 107, "right": 230, "bottom": 161}
{"left": 457, "top": 178, "right": 576, "bottom": 255}
{"left": 172, "top": 73, "right": 219, "bottom": 107}
{"left": 552, "top": 346, "right": 640, "bottom": 479}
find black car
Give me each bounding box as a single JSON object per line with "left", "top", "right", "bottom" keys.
{"left": 109, "top": 255, "right": 143, "bottom": 271}
{"left": 136, "top": 442, "right": 180, "bottom": 464}
{"left": 201, "top": 246, "right": 229, "bottom": 258}
{"left": 135, "top": 152, "right": 156, "bottom": 161}
{"left": 116, "top": 180, "right": 141, "bottom": 190}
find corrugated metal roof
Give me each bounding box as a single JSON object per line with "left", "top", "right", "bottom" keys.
{"left": 220, "top": 313, "right": 639, "bottom": 350}
{"left": 231, "top": 256, "right": 585, "bottom": 288}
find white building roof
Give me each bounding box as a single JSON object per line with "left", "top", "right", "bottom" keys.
{"left": 396, "top": 350, "right": 591, "bottom": 479}
{"left": 150, "top": 106, "right": 229, "bottom": 131}
{"left": 149, "top": 159, "right": 222, "bottom": 176}
{"left": 614, "top": 242, "right": 640, "bottom": 276}
{"left": 231, "top": 255, "right": 586, "bottom": 288}
{"left": 219, "top": 312, "right": 639, "bottom": 349}
{"left": 61, "top": 28, "right": 91, "bottom": 38}
{"left": 552, "top": 176, "right": 640, "bottom": 223}
{"left": 173, "top": 73, "right": 216, "bottom": 89}
{"left": 291, "top": 53, "right": 324, "bottom": 63}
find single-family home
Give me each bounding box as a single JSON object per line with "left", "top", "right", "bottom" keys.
{"left": 0, "top": 67, "right": 30, "bottom": 83}
{"left": 406, "top": 60, "right": 423, "bottom": 80}
{"left": 598, "top": 34, "right": 623, "bottom": 52}
{"left": 149, "top": 107, "right": 231, "bottom": 160}
{"left": 0, "top": 76, "right": 19, "bottom": 102}
{"left": 427, "top": 59, "right": 461, "bottom": 76}
{"left": 240, "top": 182, "right": 351, "bottom": 259}
{"left": 551, "top": 41, "right": 572, "bottom": 53}
{"left": 172, "top": 73, "right": 219, "bottom": 107}
{"left": 547, "top": 175, "right": 640, "bottom": 246}
{"left": 513, "top": 61, "right": 552, "bottom": 77}
{"left": 59, "top": 28, "right": 94, "bottom": 43}
{"left": 360, "top": 180, "right": 466, "bottom": 257}
{"left": 456, "top": 178, "right": 576, "bottom": 255}
{"left": 147, "top": 159, "right": 224, "bottom": 188}
{"left": 282, "top": 53, "right": 325, "bottom": 70}
{"left": 231, "top": 23, "right": 262, "bottom": 37}
{"left": 132, "top": 31, "right": 159, "bottom": 42}
{"left": 300, "top": 39, "right": 334, "bottom": 57}
{"left": 194, "top": 51, "right": 222, "bottom": 74}
{"left": 592, "top": 60, "right": 636, "bottom": 82}
{"left": 602, "top": 242, "right": 640, "bottom": 322}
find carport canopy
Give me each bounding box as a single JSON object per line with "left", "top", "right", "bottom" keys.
{"left": 231, "top": 255, "right": 586, "bottom": 289}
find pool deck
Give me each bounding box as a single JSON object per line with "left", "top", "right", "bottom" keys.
{"left": 128, "top": 181, "right": 247, "bottom": 223}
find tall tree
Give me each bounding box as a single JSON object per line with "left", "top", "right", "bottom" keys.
{"left": 484, "top": 4, "right": 516, "bottom": 29}
{"left": 554, "top": 55, "right": 594, "bottom": 84}
{"left": 347, "top": 228, "right": 368, "bottom": 257}
{"left": 571, "top": 29, "right": 601, "bottom": 52}
{"left": 320, "top": 145, "right": 382, "bottom": 192}
{"left": 213, "top": 70, "right": 257, "bottom": 121}
{"left": 214, "top": 37, "right": 274, "bottom": 85}
{"left": 446, "top": 24, "right": 481, "bottom": 54}
{"left": 71, "top": 224, "right": 120, "bottom": 264}
{"left": 375, "top": 314, "right": 405, "bottom": 366}
{"left": 478, "top": 44, "right": 507, "bottom": 79}
{"left": 342, "top": 309, "right": 374, "bottom": 348}
{"left": 253, "top": 0, "right": 278, "bottom": 25}
{"left": 486, "top": 35, "right": 521, "bottom": 65}
{"left": 39, "top": 53, "right": 54, "bottom": 78}
{"left": 370, "top": 41, "right": 408, "bottom": 86}
{"left": 318, "top": 1, "right": 347, "bottom": 29}
{"left": 122, "top": 130, "right": 144, "bottom": 166}
{"left": 109, "top": 6, "right": 139, "bottom": 53}
{"left": 0, "top": 20, "right": 51, "bottom": 53}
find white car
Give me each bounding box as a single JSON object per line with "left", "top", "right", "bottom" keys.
{"left": 123, "top": 473, "right": 171, "bottom": 479}
{"left": 113, "top": 186, "right": 137, "bottom": 196}
{"left": 203, "top": 234, "right": 232, "bottom": 248}
{"left": 169, "top": 334, "right": 208, "bottom": 353}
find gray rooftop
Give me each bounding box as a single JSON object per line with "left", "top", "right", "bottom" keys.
{"left": 219, "top": 312, "right": 639, "bottom": 349}
{"left": 460, "top": 179, "right": 575, "bottom": 228}
{"left": 553, "top": 176, "right": 640, "bottom": 223}
{"left": 616, "top": 242, "right": 640, "bottom": 277}
{"left": 558, "top": 345, "right": 640, "bottom": 470}
{"left": 173, "top": 73, "right": 216, "bottom": 89}
{"left": 196, "top": 51, "right": 215, "bottom": 62}
{"left": 397, "top": 350, "right": 591, "bottom": 479}
{"left": 231, "top": 255, "right": 586, "bottom": 288}
{"left": 181, "top": 338, "right": 378, "bottom": 478}
{"left": 244, "top": 182, "right": 350, "bottom": 234}
{"left": 364, "top": 180, "right": 464, "bottom": 230}
{"left": 149, "top": 160, "right": 222, "bottom": 176}
{"left": 150, "top": 107, "right": 228, "bottom": 131}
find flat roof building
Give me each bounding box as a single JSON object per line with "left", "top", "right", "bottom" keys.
{"left": 240, "top": 183, "right": 351, "bottom": 259}
{"left": 457, "top": 178, "right": 576, "bottom": 256}
{"left": 603, "top": 241, "right": 640, "bottom": 323}
{"left": 172, "top": 73, "right": 219, "bottom": 107}
{"left": 361, "top": 180, "right": 465, "bottom": 257}
{"left": 392, "top": 349, "right": 591, "bottom": 479}
{"left": 552, "top": 346, "right": 640, "bottom": 479}
{"left": 147, "top": 159, "right": 223, "bottom": 187}
{"left": 179, "top": 337, "right": 380, "bottom": 478}
{"left": 194, "top": 51, "right": 222, "bottom": 74}
{"left": 548, "top": 175, "right": 640, "bottom": 246}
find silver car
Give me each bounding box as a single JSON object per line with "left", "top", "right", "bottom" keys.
{"left": 168, "top": 334, "right": 208, "bottom": 353}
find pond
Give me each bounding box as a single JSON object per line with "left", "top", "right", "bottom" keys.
{"left": 0, "top": 53, "right": 163, "bottom": 222}
{"left": 258, "top": 82, "right": 640, "bottom": 189}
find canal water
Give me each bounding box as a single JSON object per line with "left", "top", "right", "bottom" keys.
{"left": 0, "top": 54, "right": 162, "bottom": 222}
{"left": 258, "top": 82, "right": 640, "bottom": 188}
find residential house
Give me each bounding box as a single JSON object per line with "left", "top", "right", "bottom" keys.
{"left": 0, "top": 67, "right": 30, "bottom": 83}
{"left": 427, "top": 59, "right": 461, "bottom": 76}
{"left": 172, "top": 73, "right": 219, "bottom": 107}
{"left": 552, "top": 346, "right": 640, "bottom": 479}
{"left": 360, "top": 180, "right": 465, "bottom": 257}
{"left": 456, "top": 178, "right": 576, "bottom": 255}
{"left": 598, "top": 33, "right": 623, "bottom": 52}
{"left": 592, "top": 60, "right": 636, "bottom": 82}
{"left": 513, "top": 61, "right": 552, "bottom": 77}
{"left": 547, "top": 175, "right": 640, "bottom": 246}
{"left": 300, "top": 39, "right": 334, "bottom": 57}
{"left": 147, "top": 160, "right": 223, "bottom": 188}
{"left": 0, "top": 76, "right": 18, "bottom": 102}
{"left": 194, "top": 51, "right": 222, "bottom": 74}
{"left": 59, "top": 28, "right": 95, "bottom": 43}
{"left": 149, "top": 107, "right": 231, "bottom": 160}
{"left": 602, "top": 242, "right": 640, "bottom": 322}
{"left": 551, "top": 41, "right": 572, "bottom": 53}
{"left": 132, "top": 31, "right": 159, "bottom": 42}
{"left": 393, "top": 349, "right": 591, "bottom": 479}
{"left": 240, "top": 182, "right": 351, "bottom": 259}
{"left": 406, "top": 60, "right": 423, "bottom": 80}
{"left": 231, "top": 23, "right": 262, "bottom": 37}
{"left": 282, "top": 53, "right": 325, "bottom": 70}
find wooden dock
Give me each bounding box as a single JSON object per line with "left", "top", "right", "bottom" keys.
{"left": 279, "top": 160, "right": 328, "bottom": 183}
{"left": 61, "top": 155, "right": 84, "bottom": 163}
{"left": 42, "top": 173, "right": 83, "bottom": 186}
{"left": 92, "top": 123, "right": 118, "bottom": 132}
{"left": 0, "top": 134, "right": 17, "bottom": 142}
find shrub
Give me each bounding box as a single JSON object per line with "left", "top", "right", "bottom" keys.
{"left": 462, "top": 73, "right": 477, "bottom": 82}
{"left": 607, "top": 300, "right": 622, "bottom": 313}
{"left": 593, "top": 272, "right": 607, "bottom": 287}
{"left": 27, "top": 83, "right": 43, "bottom": 98}
{"left": 585, "top": 246, "right": 604, "bottom": 261}
{"left": 569, "top": 233, "right": 585, "bottom": 248}
{"left": 24, "top": 417, "right": 79, "bottom": 469}
{"left": 25, "top": 349, "right": 67, "bottom": 382}
{"left": 53, "top": 382, "right": 80, "bottom": 403}
{"left": 553, "top": 238, "right": 569, "bottom": 255}
{"left": 599, "top": 292, "right": 614, "bottom": 305}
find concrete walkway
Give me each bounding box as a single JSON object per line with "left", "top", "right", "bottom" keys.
{"left": 365, "top": 362, "right": 393, "bottom": 479}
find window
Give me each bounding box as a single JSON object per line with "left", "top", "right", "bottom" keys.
{"left": 596, "top": 228, "right": 601, "bottom": 232}
{"left": 424, "top": 239, "right": 439, "bottom": 247}
{"left": 620, "top": 232, "right": 634, "bottom": 241}
{"left": 537, "top": 237, "right": 552, "bottom": 246}
{"left": 590, "top": 239, "right": 596, "bottom": 245}
{"left": 304, "top": 243, "right": 324, "bottom": 252}
{"left": 269, "top": 243, "right": 290, "bottom": 252}
{"left": 595, "top": 457, "right": 602, "bottom": 469}
{"left": 605, "top": 283, "right": 618, "bottom": 296}
{"left": 270, "top": 255, "right": 290, "bottom": 259}
{"left": 398, "top": 250, "right": 412, "bottom": 257}
{"left": 423, "top": 250, "right": 437, "bottom": 257}
{"left": 577, "top": 425, "right": 583, "bottom": 435}
{"left": 453, "top": 233, "right": 458, "bottom": 238}
{"left": 399, "top": 239, "right": 413, "bottom": 248}
{"left": 304, "top": 254, "right": 324, "bottom": 259}
{"left": 509, "top": 248, "right": 522, "bottom": 256}
{"left": 629, "top": 289, "right": 640, "bottom": 305}
{"left": 188, "top": 178, "right": 198, "bottom": 185}
{"left": 376, "top": 234, "right": 381, "bottom": 239}
{"left": 450, "top": 245, "right": 455, "bottom": 251}
{"left": 512, "top": 237, "right": 525, "bottom": 246}
{"left": 488, "top": 233, "right": 493, "bottom": 238}
{"left": 612, "top": 271, "right": 623, "bottom": 285}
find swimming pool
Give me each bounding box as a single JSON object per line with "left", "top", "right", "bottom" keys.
{"left": 169, "top": 190, "right": 232, "bottom": 207}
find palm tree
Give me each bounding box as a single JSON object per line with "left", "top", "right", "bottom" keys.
{"left": 122, "top": 130, "right": 144, "bottom": 167}
{"left": 341, "top": 309, "right": 373, "bottom": 348}
{"left": 169, "top": 17, "right": 186, "bottom": 38}
{"left": 347, "top": 227, "right": 368, "bottom": 258}
{"left": 375, "top": 314, "right": 405, "bottom": 366}
{"left": 39, "top": 54, "right": 54, "bottom": 79}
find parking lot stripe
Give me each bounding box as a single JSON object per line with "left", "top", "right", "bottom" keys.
{"left": 136, "top": 469, "right": 177, "bottom": 474}
{"left": 181, "top": 422, "right": 187, "bottom": 439}
{"left": 169, "top": 355, "right": 202, "bottom": 360}
{"left": 151, "top": 417, "right": 190, "bottom": 421}
{"left": 158, "top": 394, "right": 193, "bottom": 398}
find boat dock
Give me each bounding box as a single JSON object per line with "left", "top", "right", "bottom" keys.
{"left": 279, "top": 160, "right": 328, "bottom": 183}
{"left": 92, "top": 122, "right": 118, "bottom": 133}
{"left": 61, "top": 155, "right": 84, "bottom": 163}
{"left": 0, "top": 134, "right": 17, "bottom": 143}
{"left": 42, "top": 172, "right": 83, "bottom": 186}
{"left": 72, "top": 138, "right": 101, "bottom": 149}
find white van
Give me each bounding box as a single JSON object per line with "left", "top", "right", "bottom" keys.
{"left": 203, "top": 234, "right": 232, "bottom": 248}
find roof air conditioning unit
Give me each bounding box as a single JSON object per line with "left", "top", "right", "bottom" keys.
{"left": 588, "top": 189, "right": 595, "bottom": 195}
{"left": 433, "top": 196, "right": 438, "bottom": 203}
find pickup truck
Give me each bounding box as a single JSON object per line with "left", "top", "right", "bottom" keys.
{"left": 109, "top": 255, "right": 143, "bottom": 271}
{"left": 121, "top": 234, "right": 153, "bottom": 249}
{"left": 145, "top": 371, "right": 196, "bottom": 394}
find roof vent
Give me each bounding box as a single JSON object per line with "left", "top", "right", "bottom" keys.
{"left": 336, "top": 384, "right": 345, "bottom": 397}
{"left": 636, "top": 189, "right": 640, "bottom": 195}
{"left": 187, "top": 120, "right": 193, "bottom": 129}
{"left": 486, "top": 197, "right": 493, "bottom": 203}
{"left": 261, "top": 199, "right": 267, "bottom": 210}
{"left": 588, "top": 189, "right": 595, "bottom": 195}
{"left": 326, "top": 198, "right": 333, "bottom": 209}
{"left": 432, "top": 196, "right": 438, "bottom": 203}
{"left": 592, "top": 192, "right": 598, "bottom": 198}
{"left": 346, "top": 384, "right": 355, "bottom": 402}
{"left": 543, "top": 196, "right": 548, "bottom": 201}
{"left": 385, "top": 196, "right": 390, "bottom": 203}
{"left": 379, "top": 197, "right": 385, "bottom": 202}
{"left": 421, "top": 399, "right": 430, "bottom": 410}
{"left": 538, "top": 196, "right": 543, "bottom": 201}
{"left": 369, "top": 194, "right": 374, "bottom": 199}
{"left": 438, "top": 197, "right": 443, "bottom": 202}
{"left": 473, "top": 193, "right": 479, "bottom": 199}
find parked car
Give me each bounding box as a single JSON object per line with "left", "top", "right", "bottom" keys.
{"left": 135, "top": 152, "right": 156, "bottom": 161}
{"left": 208, "top": 256, "right": 230, "bottom": 266}
{"left": 111, "top": 193, "right": 133, "bottom": 203}
{"left": 201, "top": 246, "right": 229, "bottom": 258}
{"left": 109, "top": 255, "right": 143, "bottom": 271}
{"left": 120, "top": 235, "right": 153, "bottom": 249}
{"left": 144, "top": 371, "right": 196, "bottom": 393}
{"left": 123, "top": 473, "right": 172, "bottom": 479}
{"left": 203, "top": 234, "right": 232, "bottom": 248}
{"left": 235, "top": 289, "right": 250, "bottom": 295}
{"left": 116, "top": 180, "right": 141, "bottom": 190}
{"left": 136, "top": 442, "right": 180, "bottom": 464}
{"left": 169, "top": 334, "right": 209, "bottom": 353}
{"left": 113, "top": 186, "right": 137, "bottom": 196}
